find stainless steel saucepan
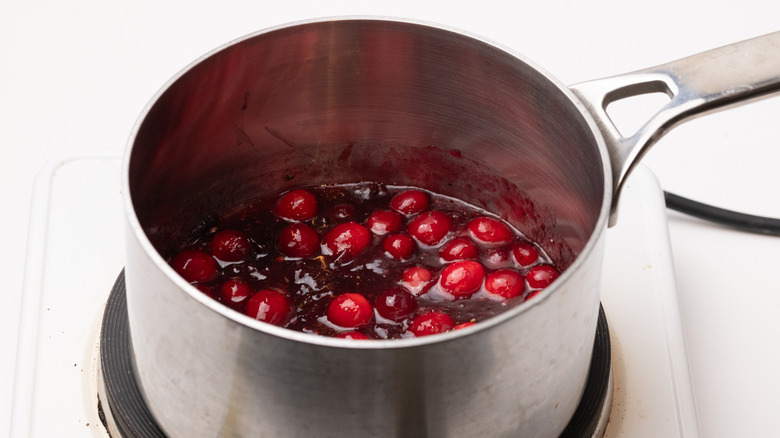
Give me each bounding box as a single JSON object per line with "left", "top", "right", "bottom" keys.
{"left": 122, "top": 18, "right": 780, "bottom": 437}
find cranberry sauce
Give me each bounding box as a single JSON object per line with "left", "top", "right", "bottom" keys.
{"left": 168, "top": 183, "right": 561, "bottom": 339}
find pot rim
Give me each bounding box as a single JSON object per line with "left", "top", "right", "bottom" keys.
{"left": 120, "top": 15, "right": 613, "bottom": 350}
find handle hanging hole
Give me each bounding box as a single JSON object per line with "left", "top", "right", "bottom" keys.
{"left": 606, "top": 91, "right": 672, "bottom": 138}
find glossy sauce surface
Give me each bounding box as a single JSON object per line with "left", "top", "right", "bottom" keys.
{"left": 169, "top": 183, "right": 560, "bottom": 339}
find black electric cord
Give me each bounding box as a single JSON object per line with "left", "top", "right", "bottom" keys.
{"left": 664, "top": 191, "right": 780, "bottom": 237}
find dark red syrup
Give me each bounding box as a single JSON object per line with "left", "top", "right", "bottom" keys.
{"left": 168, "top": 183, "right": 560, "bottom": 339}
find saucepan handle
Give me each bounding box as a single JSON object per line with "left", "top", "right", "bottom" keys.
{"left": 570, "top": 31, "right": 780, "bottom": 226}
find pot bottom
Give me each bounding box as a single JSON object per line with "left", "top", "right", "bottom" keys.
{"left": 97, "top": 271, "right": 612, "bottom": 438}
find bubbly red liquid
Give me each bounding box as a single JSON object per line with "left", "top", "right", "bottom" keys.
{"left": 168, "top": 183, "right": 560, "bottom": 339}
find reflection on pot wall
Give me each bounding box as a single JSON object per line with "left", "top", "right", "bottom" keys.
{"left": 124, "top": 19, "right": 608, "bottom": 438}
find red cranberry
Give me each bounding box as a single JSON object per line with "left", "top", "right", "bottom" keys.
{"left": 322, "top": 222, "right": 371, "bottom": 257}
{"left": 527, "top": 265, "right": 560, "bottom": 289}
{"left": 390, "top": 189, "right": 429, "bottom": 214}
{"left": 439, "top": 237, "right": 477, "bottom": 262}
{"left": 336, "top": 331, "right": 370, "bottom": 340}
{"left": 278, "top": 223, "right": 320, "bottom": 258}
{"left": 484, "top": 248, "right": 511, "bottom": 268}
{"left": 439, "top": 260, "right": 485, "bottom": 299}
{"left": 220, "top": 279, "right": 252, "bottom": 305}
{"left": 467, "top": 216, "right": 513, "bottom": 244}
{"left": 409, "top": 312, "right": 455, "bottom": 337}
{"left": 484, "top": 269, "right": 525, "bottom": 299}
{"left": 171, "top": 250, "right": 218, "bottom": 283}
{"left": 366, "top": 209, "right": 403, "bottom": 235}
{"left": 274, "top": 189, "right": 318, "bottom": 221}
{"left": 383, "top": 234, "right": 415, "bottom": 260}
{"left": 194, "top": 284, "right": 217, "bottom": 299}
{"left": 375, "top": 287, "right": 417, "bottom": 321}
{"left": 525, "top": 290, "right": 542, "bottom": 301}
{"left": 327, "top": 203, "right": 355, "bottom": 221}
{"left": 407, "top": 211, "right": 452, "bottom": 246}
{"left": 210, "top": 229, "right": 251, "bottom": 262}
{"left": 328, "top": 293, "right": 373, "bottom": 328}
{"left": 400, "top": 266, "right": 434, "bottom": 296}
{"left": 512, "top": 241, "right": 540, "bottom": 266}
{"left": 245, "top": 289, "right": 290, "bottom": 325}
{"left": 454, "top": 321, "right": 477, "bottom": 330}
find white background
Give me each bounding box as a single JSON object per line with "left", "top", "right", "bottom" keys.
{"left": 2, "top": 1, "right": 779, "bottom": 437}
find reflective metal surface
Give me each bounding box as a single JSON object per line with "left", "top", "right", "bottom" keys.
{"left": 122, "top": 17, "right": 780, "bottom": 438}
{"left": 124, "top": 18, "right": 608, "bottom": 438}
{"left": 570, "top": 31, "right": 780, "bottom": 224}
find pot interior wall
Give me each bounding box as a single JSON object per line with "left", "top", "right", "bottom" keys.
{"left": 128, "top": 19, "right": 605, "bottom": 270}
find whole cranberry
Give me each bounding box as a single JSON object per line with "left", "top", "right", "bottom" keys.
{"left": 439, "top": 260, "right": 485, "bottom": 299}
{"left": 366, "top": 209, "right": 404, "bottom": 235}
{"left": 390, "top": 189, "right": 429, "bottom": 214}
{"left": 220, "top": 278, "right": 252, "bottom": 306}
{"left": 407, "top": 211, "right": 452, "bottom": 246}
{"left": 439, "top": 237, "right": 477, "bottom": 262}
{"left": 527, "top": 265, "right": 561, "bottom": 289}
{"left": 375, "top": 287, "right": 417, "bottom": 321}
{"left": 525, "top": 290, "right": 542, "bottom": 301}
{"left": 210, "top": 229, "right": 251, "bottom": 262}
{"left": 328, "top": 293, "right": 373, "bottom": 328}
{"left": 245, "top": 289, "right": 290, "bottom": 325}
{"left": 278, "top": 223, "right": 320, "bottom": 258}
{"left": 194, "top": 283, "right": 217, "bottom": 300}
{"left": 382, "top": 233, "right": 415, "bottom": 260}
{"left": 467, "top": 216, "right": 513, "bottom": 244}
{"left": 409, "top": 312, "right": 455, "bottom": 337}
{"left": 171, "top": 250, "right": 218, "bottom": 283}
{"left": 512, "top": 241, "right": 540, "bottom": 266}
{"left": 400, "top": 266, "right": 434, "bottom": 296}
{"left": 484, "top": 269, "right": 525, "bottom": 299}
{"left": 336, "top": 331, "right": 370, "bottom": 340}
{"left": 274, "top": 189, "right": 318, "bottom": 221}
{"left": 322, "top": 222, "right": 371, "bottom": 257}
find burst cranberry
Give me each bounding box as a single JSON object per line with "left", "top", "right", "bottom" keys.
{"left": 220, "top": 279, "right": 252, "bottom": 305}
{"left": 336, "top": 331, "right": 370, "bottom": 340}
{"left": 366, "top": 209, "right": 403, "bottom": 235}
{"left": 375, "top": 287, "right": 417, "bottom": 321}
{"left": 409, "top": 312, "right": 455, "bottom": 337}
{"left": 327, "top": 203, "right": 355, "bottom": 221}
{"left": 484, "top": 269, "right": 525, "bottom": 299}
{"left": 383, "top": 234, "right": 415, "bottom": 260}
{"left": 245, "top": 289, "right": 290, "bottom": 325}
{"left": 274, "top": 189, "right": 318, "bottom": 221}
{"left": 439, "top": 237, "right": 477, "bottom": 261}
{"left": 439, "top": 260, "right": 485, "bottom": 299}
{"left": 467, "top": 216, "right": 513, "bottom": 244}
{"left": 322, "top": 221, "right": 371, "bottom": 257}
{"left": 454, "top": 321, "right": 477, "bottom": 330}
{"left": 278, "top": 223, "right": 320, "bottom": 258}
{"left": 400, "top": 266, "right": 434, "bottom": 296}
{"left": 527, "top": 265, "right": 561, "bottom": 289}
{"left": 210, "top": 229, "right": 251, "bottom": 262}
{"left": 512, "top": 241, "right": 539, "bottom": 266}
{"left": 484, "top": 248, "right": 511, "bottom": 268}
{"left": 390, "top": 189, "right": 429, "bottom": 214}
{"left": 171, "top": 250, "right": 218, "bottom": 283}
{"left": 407, "top": 211, "right": 452, "bottom": 246}
{"left": 328, "top": 293, "right": 373, "bottom": 328}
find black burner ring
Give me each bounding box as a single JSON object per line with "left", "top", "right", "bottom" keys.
{"left": 99, "top": 271, "right": 611, "bottom": 437}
